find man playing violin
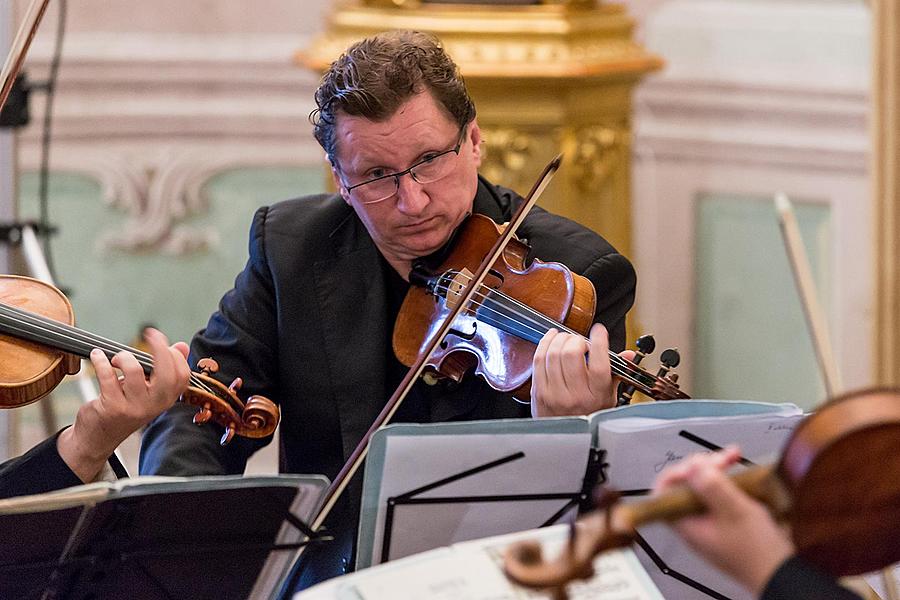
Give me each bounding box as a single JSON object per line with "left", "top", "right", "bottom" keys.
{"left": 139, "top": 30, "right": 636, "bottom": 589}
{"left": 0, "top": 329, "right": 189, "bottom": 499}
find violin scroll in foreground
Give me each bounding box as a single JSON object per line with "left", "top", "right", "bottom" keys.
{"left": 0, "top": 275, "right": 279, "bottom": 445}
{"left": 393, "top": 214, "right": 688, "bottom": 404}
{"left": 503, "top": 387, "right": 900, "bottom": 598}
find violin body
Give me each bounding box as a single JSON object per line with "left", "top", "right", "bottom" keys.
{"left": 0, "top": 276, "right": 80, "bottom": 407}
{"left": 778, "top": 387, "right": 900, "bottom": 576}
{"left": 393, "top": 214, "right": 596, "bottom": 401}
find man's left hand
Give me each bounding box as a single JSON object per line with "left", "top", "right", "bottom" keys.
{"left": 530, "top": 323, "right": 633, "bottom": 417}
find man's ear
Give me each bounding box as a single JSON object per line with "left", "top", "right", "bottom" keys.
{"left": 469, "top": 120, "right": 483, "bottom": 167}
{"left": 331, "top": 167, "right": 352, "bottom": 204}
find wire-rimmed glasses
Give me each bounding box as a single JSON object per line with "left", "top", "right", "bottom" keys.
{"left": 341, "top": 125, "right": 467, "bottom": 205}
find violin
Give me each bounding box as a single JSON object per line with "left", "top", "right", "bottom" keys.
{"left": 393, "top": 213, "right": 689, "bottom": 403}
{"left": 503, "top": 387, "right": 900, "bottom": 597}
{"left": 0, "top": 275, "right": 280, "bottom": 445}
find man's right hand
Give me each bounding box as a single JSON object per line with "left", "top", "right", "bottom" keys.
{"left": 653, "top": 447, "right": 795, "bottom": 596}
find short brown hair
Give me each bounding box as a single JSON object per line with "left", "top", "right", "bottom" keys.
{"left": 311, "top": 30, "right": 476, "bottom": 164}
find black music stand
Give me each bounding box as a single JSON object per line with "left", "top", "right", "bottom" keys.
{"left": 0, "top": 475, "right": 329, "bottom": 600}
{"left": 356, "top": 418, "right": 596, "bottom": 569}
{"left": 378, "top": 449, "right": 602, "bottom": 564}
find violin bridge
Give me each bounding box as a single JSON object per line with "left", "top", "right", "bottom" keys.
{"left": 444, "top": 268, "right": 473, "bottom": 311}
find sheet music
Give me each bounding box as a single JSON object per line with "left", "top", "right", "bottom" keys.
{"left": 596, "top": 406, "right": 803, "bottom": 491}
{"left": 296, "top": 524, "right": 663, "bottom": 600}
{"left": 592, "top": 400, "right": 804, "bottom": 600}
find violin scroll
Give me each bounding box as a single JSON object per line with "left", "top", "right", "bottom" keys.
{"left": 504, "top": 466, "right": 783, "bottom": 596}
{"left": 184, "top": 365, "right": 279, "bottom": 446}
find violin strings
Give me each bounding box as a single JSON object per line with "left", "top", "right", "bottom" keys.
{"left": 0, "top": 302, "right": 215, "bottom": 394}
{"left": 433, "top": 274, "right": 654, "bottom": 386}
{"left": 439, "top": 282, "right": 648, "bottom": 385}
{"left": 0, "top": 303, "right": 214, "bottom": 394}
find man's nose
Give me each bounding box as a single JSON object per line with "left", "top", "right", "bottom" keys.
{"left": 394, "top": 173, "right": 430, "bottom": 216}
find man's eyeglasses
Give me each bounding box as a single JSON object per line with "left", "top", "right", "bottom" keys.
{"left": 341, "top": 125, "right": 467, "bottom": 205}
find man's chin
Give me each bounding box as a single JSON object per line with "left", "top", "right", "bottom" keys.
{"left": 398, "top": 231, "right": 455, "bottom": 259}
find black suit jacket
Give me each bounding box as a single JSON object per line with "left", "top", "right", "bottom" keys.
{"left": 0, "top": 434, "right": 83, "bottom": 499}
{"left": 761, "top": 557, "right": 862, "bottom": 600}
{"left": 139, "top": 176, "right": 636, "bottom": 586}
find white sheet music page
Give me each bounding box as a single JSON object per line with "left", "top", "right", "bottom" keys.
{"left": 592, "top": 401, "right": 804, "bottom": 600}
{"left": 295, "top": 524, "right": 663, "bottom": 600}
{"left": 598, "top": 408, "right": 804, "bottom": 491}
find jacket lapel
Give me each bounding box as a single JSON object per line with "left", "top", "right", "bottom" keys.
{"left": 313, "top": 209, "right": 389, "bottom": 461}
{"left": 311, "top": 180, "right": 512, "bottom": 452}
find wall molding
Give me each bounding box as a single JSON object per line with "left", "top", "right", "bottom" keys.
{"left": 634, "top": 78, "right": 868, "bottom": 172}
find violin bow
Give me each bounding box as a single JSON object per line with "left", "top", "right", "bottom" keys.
{"left": 305, "top": 156, "right": 562, "bottom": 536}
{"left": 775, "top": 193, "right": 897, "bottom": 600}
{"left": 0, "top": 0, "right": 51, "bottom": 110}
{"left": 774, "top": 193, "right": 843, "bottom": 398}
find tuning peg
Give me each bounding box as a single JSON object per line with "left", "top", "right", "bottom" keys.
{"left": 634, "top": 335, "right": 656, "bottom": 359}
{"left": 220, "top": 425, "right": 236, "bottom": 446}
{"left": 228, "top": 377, "right": 243, "bottom": 393}
{"left": 656, "top": 348, "right": 681, "bottom": 378}
{"left": 660, "top": 348, "right": 680, "bottom": 368}
{"left": 193, "top": 405, "right": 212, "bottom": 425}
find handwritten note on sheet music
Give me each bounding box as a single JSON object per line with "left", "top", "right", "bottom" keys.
{"left": 597, "top": 410, "right": 804, "bottom": 491}
{"left": 346, "top": 525, "right": 662, "bottom": 600}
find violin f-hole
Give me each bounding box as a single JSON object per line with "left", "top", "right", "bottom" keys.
{"left": 486, "top": 269, "right": 505, "bottom": 289}
{"left": 442, "top": 321, "right": 478, "bottom": 347}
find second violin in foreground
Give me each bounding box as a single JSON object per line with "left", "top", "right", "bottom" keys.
{"left": 503, "top": 387, "right": 900, "bottom": 598}
{"left": 0, "top": 275, "right": 279, "bottom": 445}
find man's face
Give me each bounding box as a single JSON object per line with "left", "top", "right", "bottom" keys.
{"left": 332, "top": 91, "right": 482, "bottom": 272}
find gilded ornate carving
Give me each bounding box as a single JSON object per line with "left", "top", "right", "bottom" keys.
{"left": 478, "top": 127, "right": 536, "bottom": 193}
{"left": 362, "top": 0, "right": 596, "bottom": 6}
{"left": 301, "top": 3, "right": 662, "bottom": 82}
{"left": 569, "top": 125, "right": 628, "bottom": 193}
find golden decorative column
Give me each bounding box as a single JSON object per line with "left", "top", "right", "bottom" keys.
{"left": 299, "top": 0, "right": 662, "bottom": 260}
{"left": 873, "top": 0, "right": 900, "bottom": 386}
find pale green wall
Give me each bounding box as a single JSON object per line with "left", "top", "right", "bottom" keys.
{"left": 693, "top": 194, "right": 831, "bottom": 410}
{"left": 17, "top": 168, "right": 324, "bottom": 345}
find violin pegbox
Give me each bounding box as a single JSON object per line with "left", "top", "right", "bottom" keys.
{"left": 181, "top": 357, "right": 281, "bottom": 445}
{"left": 616, "top": 335, "right": 686, "bottom": 405}
{"left": 617, "top": 335, "right": 654, "bottom": 405}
